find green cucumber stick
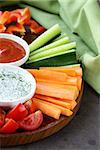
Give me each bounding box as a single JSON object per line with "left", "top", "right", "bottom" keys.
{"left": 27, "top": 49, "right": 75, "bottom": 64}
{"left": 29, "top": 42, "right": 76, "bottom": 62}
{"left": 29, "top": 24, "right": 61, "bottom": 52}
{"left": 53, "top": 33, "right": 67, "bottom": 42}
{"left": 30, "top": 37, "right": 70, "bottom": 56}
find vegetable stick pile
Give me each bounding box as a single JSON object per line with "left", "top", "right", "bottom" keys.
{"left": 27, "top": 64, "right": 82, "bottom": 120}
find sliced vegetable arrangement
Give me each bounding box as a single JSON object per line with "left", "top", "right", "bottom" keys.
{"left": 25, "top": 24, "right": 77, "bottom": 67}
{"left": 0, "top": 8, "right": 83, "bottom": 134}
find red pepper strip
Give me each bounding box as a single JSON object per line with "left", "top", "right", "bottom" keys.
{"left": 6, "top": 23, "right": 25, "bottom": 34}
{"left": 0, "top": 11, "right": 11, "bottom": 24}
{"left": 0, "top": 24, "right": 6, "bottom": 32}
{"left": 6, "top": 12, "right": 21, "bottom": 24}
{"left": 18, "top": 8, "right": 30, "bottom": 25}
{"left": 32, "top": 26, "right": 45, "bottom": 34}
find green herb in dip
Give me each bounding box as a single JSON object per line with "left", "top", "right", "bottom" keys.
{"left": 0, "top": 69, "right": 32, "bottom": 101}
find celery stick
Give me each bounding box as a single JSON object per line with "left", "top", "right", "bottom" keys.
{"left": 29, "top": 24, "right": 61, "bottom": 52}
{"left": 53, "top": 33, "right": 68, "bottom": 42}
{"left": 27, "top": 49, "right": 76, "bottom": 64}
{"left": 28, "top": 42, "right": 76, "bottom": 63}
{"left": 30, "top": 37, "right": 70, "bottom": 56}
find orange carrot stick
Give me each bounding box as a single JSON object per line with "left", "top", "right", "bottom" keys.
{"left": 36, "top": 81, "right": 79, "bottom": 101}
{"left": 33, "top": 98, "right": 61, "bottom": 119}
{"left": 33, "top": 98, "right": 73, "bottom": 117}
{"left": 59, "top": 99, "right": 77, "bottom": 110}
{"left": 36, "top": 77, "right": 78, "bottom": 86}
{"left": 40, "top": 66, "right": 82, "bottom": 77}
{"left": 34, "top": 94, "right": 72, "bottom": 109}
{"left": 27, "top": 69, "right": 68, "bottom": 82}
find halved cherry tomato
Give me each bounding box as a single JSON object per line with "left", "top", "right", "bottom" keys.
{"left": 0, "top": 119, "right": 19, "bottom": 134}
{"left": 19, "top": 110, "right": 43, "bottom": 131}
{"left": 24, "top": 99, "right": 36, "bottom": 114}
{"left": 6, "top": 103, "right": 28, "bottom": 121}
{"left": 0, "top": 108, "right": 6, "bottom": 127}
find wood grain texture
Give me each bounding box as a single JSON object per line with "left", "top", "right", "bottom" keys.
{"left": 0, "top": 82, "right": 84, "bottom": 147}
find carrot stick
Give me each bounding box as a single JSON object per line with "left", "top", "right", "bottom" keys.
{"left": 33, "top": 98, "right": 61, "bottom": 119}
{"left": 33, "top": 98, "right": 73, "bottom": 117}
{"left": 59, "top": 99, "right": 77, "bottom": 110}
{"left": 36, "top": 81, "right": 79, "bottom": 101}
{"left": 27, "top": 69, "right": 68, "bottom": 82}
{"left": 36, "top": 77, "right": 78, "bottom": 86}
{"left": 40, "top": 66, "right": 82, "bottom": 77}
{"left": 34, "top": 94, "right": 72, "bottom": 109}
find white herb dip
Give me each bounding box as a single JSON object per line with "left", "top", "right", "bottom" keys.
{"left": 0, "top": 65, "right": 36, "bottom": 107}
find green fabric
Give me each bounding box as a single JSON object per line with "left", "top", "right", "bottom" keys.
{"left": 0, "top": 0, "right": 100, "bottom": 94}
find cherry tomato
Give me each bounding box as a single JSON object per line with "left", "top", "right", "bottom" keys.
{"left": 0, "top": 119, "right": 19, "bottom": 134}
{"left": 0, "top": 108, "right": 6, "bottom": 127}
{"left": 19, "top": 110, "right": 43, "bottom": 131}
{"left": 24, "top": 99, "right": 36, "bottom": 114}
{"left": 6, "top": 103, "right": 28, "bottom": 121}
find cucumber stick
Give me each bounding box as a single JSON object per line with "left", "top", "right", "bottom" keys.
{"left": 29, "top": 24, "right": 61, "bottom": 52}
{"left": 24, "top": 50, "right": 77, "bottom": 68}
{"left": 30, "top": 37, "right": 70, "bottom": 56}
{"left": 28, "top": 42, "right": 76, "bottom": 63}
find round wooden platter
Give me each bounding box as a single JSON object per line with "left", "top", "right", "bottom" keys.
{"left": 0, "top": 82, "right": 84, "bottom": 147}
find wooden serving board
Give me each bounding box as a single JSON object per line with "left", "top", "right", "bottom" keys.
{"left": 0, "top": 82, "right": 84, "bottom": 147}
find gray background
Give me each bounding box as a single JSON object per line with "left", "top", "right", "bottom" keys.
{"left": 1, "top": 83, "right": 100, "bottom": 150}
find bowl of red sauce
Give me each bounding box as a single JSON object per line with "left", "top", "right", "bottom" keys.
{"left": 0, "top": 33, "right": 30, "bottom": 66}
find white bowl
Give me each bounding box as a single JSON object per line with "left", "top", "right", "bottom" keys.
{"left": 0, "top": 33, "right": 30, "bottom": 66}
{"left": 0, "top": 64, "right": 36, "bottom": 108}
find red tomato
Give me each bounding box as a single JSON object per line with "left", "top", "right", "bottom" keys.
{"left": 19, "top": 110, "right": 43, "bottom": 131}
{"left": 0, "top": 108, "right": 6, "bottom": 127}
{"left": 24, "top": 99, "right": 36, "bottom": 114}
{"left": 0, "top": 119, "right": 19, "bottom": 134}
{"left": 6, "top": 103, "right": 28, "bottom": 121}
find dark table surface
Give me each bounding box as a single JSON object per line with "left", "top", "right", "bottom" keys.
{"left": 1, "top": 83, "right": 100, "bottom": 150}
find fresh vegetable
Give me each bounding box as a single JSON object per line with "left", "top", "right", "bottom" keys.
{"left": 25, "top": 50, "right": 77, "bottom": 68}
{"left": 0, "top": 8, "right": 45, "bottom": 35}
{"left": 36, "top": 81, "right": 79, "bottom": 101}
{"left": 6, "top": 103, "right": 28, "bottom": 121}
{"left": 40, "top": 66, "right": 82, "bottom": 77}
{"left": 53, "top": 33, "right": 68, "bottom": 42}
{"left": 6, "top": 23, "right": 25, "bottom": 34}
{"left": 0, "top": 108, "right": 6, "bottom": 127}
{"left": 0, "top": 11, "right": 10, "bottom": 24}
{"left": 30, "top": 37, "right": 70, "bottom": 56}
{"left": 29, "top": 24, "right": 61, "bottom": 52}
{"left": 34, "top": 94, "right": 71, "bottom": 109}
{"left": 24, "top": 99, "right": 36, "bottom": 114}
{"left": 28, "top": 44, "right": 76, "bottom": 63}
{"left": 34, "top": 98, "right": 73, "bottom": 117}
{"left": 19, "top": 110, "right": 43, "bottom": 131}
{"left": 27, "top": 69, "right": 68, "bottom": 82}
{"left": 33, "top": 98, "right": 61, "bottom": 120}
{"left": 0, "top": 119, "right": 19, "bottom": 134}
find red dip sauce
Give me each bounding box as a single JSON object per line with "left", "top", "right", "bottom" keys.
{"left": 0, "top": 38, "right": 26, "bottom": 63}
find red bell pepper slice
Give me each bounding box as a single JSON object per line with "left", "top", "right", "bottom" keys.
{"left": 6, "top": 23, "right": 25, "bottom": 34}
{"left": 0, "top": 11, "right": 11, "bottom": 24}
{"left": 0, "top": 24, "right": 6, "bottom": 32}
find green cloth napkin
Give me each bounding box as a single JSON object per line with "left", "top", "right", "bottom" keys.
{"left": 0, "top": 0, "right": 100, "bottom": 94}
